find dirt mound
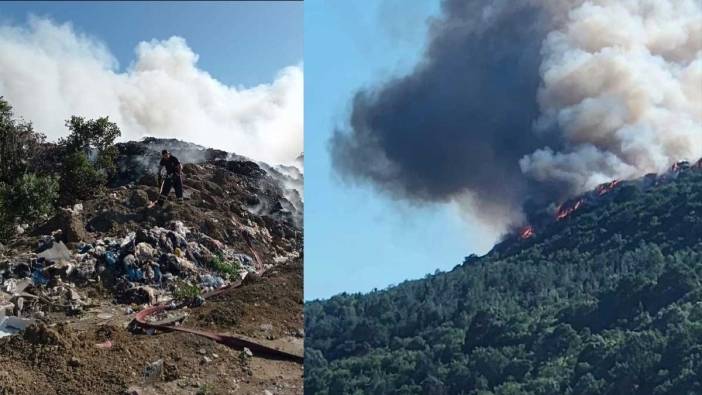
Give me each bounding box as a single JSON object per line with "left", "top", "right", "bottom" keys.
{"left": 196, "top": 262, "right": 304, "bottom": 339}
{"left": 0, "top": 264, "right": 303, "bottom": 395}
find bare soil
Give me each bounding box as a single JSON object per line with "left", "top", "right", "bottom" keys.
{"left": 0, "top": 264, "right": 303, "bottom": 395}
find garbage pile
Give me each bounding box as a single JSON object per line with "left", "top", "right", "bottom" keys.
{"left": 0, "top": 138, "right": 303, "bottom": 341}
{"left": 1, "top": 217, "right": 267, "bottom": 330}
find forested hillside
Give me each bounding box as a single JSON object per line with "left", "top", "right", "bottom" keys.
{"left": 305, "top": 165, "right": 702, "bottom": 394}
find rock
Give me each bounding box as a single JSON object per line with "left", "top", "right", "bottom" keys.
{"left": 242, "top": 271, "right": 260, "bottom": 286}
{"left": 198, "top": 348, "right": 207, "bottom": 355}
{"left": 201, "top": 356, "right": 212, "bottom": 364}
{"left": 69, "top": 357, "right": 82, "bottom": 367}
{"left": 264, "top": 390, "right": 274, "bottom": 395}
{"left": 22, "top": 323, "right": 63, "bottom": 346}
{"left": 43, "top": 208, "right": 92, "bottom": 243}
{"left": 129, "top": 189, "right": 150, "bottom": 207}
{"left": 242, "top": 347, "right": 253, "bottom": 358}
{"left": 122, "top": 286, "right": 156, "bottom": 305}
{"left": 138, "top": 173, "right": 158, "bottom": 187}
{"left": 61, "top": 208, "right": 91, "bottom": 243}
{"left": 36, "top": 241, "right": 71, "bottom": 263}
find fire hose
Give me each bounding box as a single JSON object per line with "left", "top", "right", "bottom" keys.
{"left": 132, "top": 280, "right": 303, "bottom": 364}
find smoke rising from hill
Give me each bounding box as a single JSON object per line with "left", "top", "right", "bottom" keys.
{"left": 331, "top": 0, "right": 702, "bottom": 231}
{"left": 0, "top": 16, "right": 303, "bottom": 165}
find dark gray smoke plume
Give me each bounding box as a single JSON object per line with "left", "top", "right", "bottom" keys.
{"left": 331, "top": 0, "right": 702, "bottom": 230}
{"left": 331, "top": 0, "right": 555, "bottom": 225}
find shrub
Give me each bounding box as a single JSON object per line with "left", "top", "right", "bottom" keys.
{"left": 0, "top": 173, "right": 58, "bottom": 239}
{"left": 0, "top": 97, "right": 46, "bottom": 184}
{"left": 173, "top": 280, "right": 201, "bottom": 301}
{"left": 59, "top": 151, "right": 106, "bottom": 205}
{"left": 210, "top": 254, "right": 240, "bottom": 278}
{"left": 60, "top": 116, "right": 121, "bottom": 178}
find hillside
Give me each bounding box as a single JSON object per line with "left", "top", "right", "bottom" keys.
{"left": 0, "top": 137, "right": 304, "bottom": 394}
{"left": 305, "top": 163, "right": 702, "bottom": 395}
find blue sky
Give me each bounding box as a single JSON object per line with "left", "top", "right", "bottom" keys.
{"left": 0, "top": 1, "right": 302, "bottom": 87}
{"left": 304, "top": 0, "right": 495, "bottom": 300}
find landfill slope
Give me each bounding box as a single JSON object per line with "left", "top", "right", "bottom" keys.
{"left": 0, "top": 138, "right": 303, "bottom": 395}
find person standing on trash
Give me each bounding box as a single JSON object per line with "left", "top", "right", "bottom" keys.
{"left": 157, "top": 149, "right": 184, "bottom": 205}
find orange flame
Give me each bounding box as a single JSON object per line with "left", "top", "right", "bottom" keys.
{"left": 518, "top": 225, "right": 535, "bottom": 239}
{"left": 556, "top": 199, "right": 583, "bottom": 221}
{"left": 595, "top": 179, "right": 621, "bottom": 196}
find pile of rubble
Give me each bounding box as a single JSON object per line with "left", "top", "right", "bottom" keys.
{"left": 0, "top": 138, "right": 303, "bottom": 341}
{"left": 0, "top": 219, "right": 260, "bottom": 335}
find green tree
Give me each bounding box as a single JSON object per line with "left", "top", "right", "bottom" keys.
{"left": 0, "top": 97, "right": 45, "bottom": 184}
{"left": 58, "top": 116, "right": 121, "bottom": 204}
{"left": 59, "top": 151, "right": 105, "bottom": 205}
{"left": 60, "top": 115, "right": 121, "bottom": 177}
{"left": 0, "top": 173, "right": 58, "bottom": 239}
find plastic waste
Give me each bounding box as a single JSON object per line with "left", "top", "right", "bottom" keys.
{"left": 105, "top": 251, "right": 118, "bottom": 267}
{"left": 127, "top": 266, "right": 144, "bottom": 282}
{"left": 200, "top": 274, "right": 225, "bottom": 289}
{"left": 32, "top": 269, "right": 48, "bottom": 285}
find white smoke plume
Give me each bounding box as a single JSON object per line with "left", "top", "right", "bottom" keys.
{"left": 521, "top": 0, "right": 702, "bottom": 193}
{"left": 0, "top": 16, "right": 303, "bottom": 165}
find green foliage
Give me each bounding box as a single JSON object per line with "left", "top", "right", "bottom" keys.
{"left": 305, "top": 169, "right": 702, "bottom": 394}
{"left": 172, "top": 280, "right": 201, "bottom": 301}
{"left": 60, "top": 115, "right": 121, "bottom": 176}
{"left": 0, "top": 97, "right": 123, "bottom": 235}
{"left": 0, "top": 173, "right": 58, "bottom": 240}
{"left": 0, "top": 173, "right": 58, "bottom": 222}
{"left": 0, "top": 97, "right": 46, "bottom": 184}
{"left": 209, "top": 254, "right": 240, "bottom": 278}
{"left": 57, "top": 115, "right": 121, "bottom": 204}
{"left": 59, "top": 151, "right": 106, "bottom": 205}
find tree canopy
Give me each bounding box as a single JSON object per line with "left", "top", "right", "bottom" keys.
{"left": 305, "top": 168, "right": 702, "bottom": 394}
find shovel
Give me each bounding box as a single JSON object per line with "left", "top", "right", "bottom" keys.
{"left": 147, "top": 176, "right": 166, "bottom": 208}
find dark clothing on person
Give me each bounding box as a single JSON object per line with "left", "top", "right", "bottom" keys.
{"left": 160, "top": 173, "right": 183, "bottom": 201}
{"left": 157, "top": 154, "right": 183, "bottom": 206}
{"left": 159, "top": 155, "right": 181, "bottom": 175}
